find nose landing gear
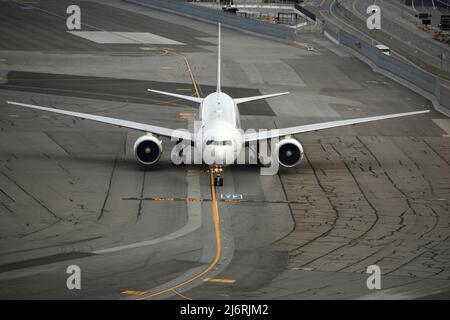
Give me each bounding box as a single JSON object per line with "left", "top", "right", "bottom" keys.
{"left": 211, "top": 166, "right": 224, "bottom": 186}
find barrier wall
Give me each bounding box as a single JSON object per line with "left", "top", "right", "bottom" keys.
{"left": 125, "top": 0, "right": 296, "bottom": 41}
{"left": 338, "top": 30, "right": 450, "bottom": 112}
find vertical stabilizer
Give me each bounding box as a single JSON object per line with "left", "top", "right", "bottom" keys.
{"left": 216, "top": 23, "right": 221, "bottom": 93}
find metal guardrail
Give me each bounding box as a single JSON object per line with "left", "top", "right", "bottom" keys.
{"left": 294, "top": 3, "right": 316, "bottom": 22}
{"left": 331, "top": 27, "right": 450, "bottom": 112}
{"left": 335, "top": 2, "right": 450, "bottom": 79}
{"left": 124, "top": 0, "right": 296, "bottom": 41}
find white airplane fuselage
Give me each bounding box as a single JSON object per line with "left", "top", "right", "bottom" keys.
{"left": 197, "top": 92, "right": 243, "bottom": 166}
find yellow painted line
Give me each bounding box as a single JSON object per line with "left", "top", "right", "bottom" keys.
{"left": 39, "top": 115, "right": 49, "bottom": 119}
{"left": 319, "top": 10, "right": 330, "bottom": 22}
{"left": 176, "top": 88, "right": 192, "bottom": 92}
{"left": 153, "top": 197, "right": 175, "bottom": 201}
{"left": 204, "top": 278, "right": 236, "bottom": 284}
{"left": 179, "top": 55, "right": 201, "bottom": 98}
{"left": 187, "top": 169, "right": 207, "bottom": 174}
{"left": 160, "top": 66, "right": 177, "bottom": 70}
{"left": 0, "top": 58, "right": 7, "bottom": 63}
{"left": 7, "top": 114, "right": 18, "bottom": 118}
{"left": 136, "top": 170, "right": 222, "bottom": 300}
{"left": 320, "top": 0, "right": 326, "bottom": 7}
{"left": 292, "top": 40, "right": 301, "bottom": 47}
{"left": 187, "top": 197, "right": 203, "bottom": 202}
{"left": 171, "top": 289, "right": 192, "bottom": 300}
{"left": 224, "top": 199, "right": 240, "bottom": 203}
{"left": 179, "top": 111, "right": 197, "bottom": 120}
{"left": 121, "top": 290, "right": 146, "bottom": 295}
{"left": 160, "top": 74, "right": 176, "bottom": 78}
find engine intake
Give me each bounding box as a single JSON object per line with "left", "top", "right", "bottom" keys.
{"left": 275, "top": 138, "right": 304, "bottom": 168}
{"left": 133, "top": 135, "right": 162, "bottom": 165}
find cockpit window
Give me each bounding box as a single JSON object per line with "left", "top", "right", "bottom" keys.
{"left": 206, "top": 140, "right": 232, "bottom": 146}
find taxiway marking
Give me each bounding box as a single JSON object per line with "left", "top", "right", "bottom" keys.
{"left": 204, "top": 278, "right": 236, "bottom": 284}
{"left": 121, "top": 290, "right": 146, "bottom": 295}
{"left": 160, "top": 66, "right": 177, "bottom": 70}
{"left": 179, "top": 54, "right": 201, "bottom": 98}
{"left": 134, "top": 57, "right": 221, "bottom": 299}
{"left": 135, "top": 170, "right": 222, "bottom": 300}
{"left": 180, "top": 111, "right": 197, "bottom": 120}
{"left": 432, "top": 119, "right": 450, "bottom": 137}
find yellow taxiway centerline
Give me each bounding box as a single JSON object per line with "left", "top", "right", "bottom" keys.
{"left": 179, "top": 54, "right": 201, "bottom": 99}
{"left": 136, "top": 170, "right": 222, "bottom": 300}
{"left": 132, "top": 49, "right": 224, "bottom": 300}
{"left": 204, "top": 278, "right": 236, "bottom": 284}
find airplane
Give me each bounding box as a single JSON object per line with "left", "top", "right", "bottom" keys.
{"left": 5, "top": 24, "right": 429, "bottom": 186}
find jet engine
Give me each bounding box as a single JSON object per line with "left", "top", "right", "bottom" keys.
{"left": 133, "top": 135, "right": 162, "bottom": 165}
{"left": 275, "top": 138, "right": 304, "bottom": 168}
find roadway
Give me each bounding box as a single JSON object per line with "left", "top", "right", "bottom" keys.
{"left": 0, "top": 0, "right": 449, "bottom": 299}
{"left": 307, "top": 0, "right": 450, "bottom": 79}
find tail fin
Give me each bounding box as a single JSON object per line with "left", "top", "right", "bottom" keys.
{"left": 216, "top": 23, "right": 221, "bottom": 93}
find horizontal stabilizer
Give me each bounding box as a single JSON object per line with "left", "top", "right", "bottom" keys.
{"left": 147, "top": 89, "right": 203, "bottom": 103}
{"left": 234, "top": 92, "right": 290, "bottom": 104}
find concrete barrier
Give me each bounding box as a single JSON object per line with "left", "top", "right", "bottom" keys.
{"left": 124, "top": 0, "right": 296, "bottom": 41}
{"left": 337, "top": 29, "right": 450, "bottom": 114}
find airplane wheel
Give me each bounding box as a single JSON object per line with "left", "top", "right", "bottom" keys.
{"left": 214, "top": 176, "right": 223, "bottom": 186}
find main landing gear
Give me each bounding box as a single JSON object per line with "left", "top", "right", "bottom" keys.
{"left": 211, "top": 166, "right": 224, "bottom": 186}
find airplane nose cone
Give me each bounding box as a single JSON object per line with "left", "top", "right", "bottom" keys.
{"left": 205, "top": 147, "right": 234, "bottom": 165}
{"left": 215, "top": 148, "right": 225, "bottom": 164}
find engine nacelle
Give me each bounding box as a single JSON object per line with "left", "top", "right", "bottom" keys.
{"left": 133, "top": 134, "right": 162, "bottom": 165}
{"left": 275, "top": 138, "right": 304, "bottom": 168}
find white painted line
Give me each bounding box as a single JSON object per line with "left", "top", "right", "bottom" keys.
{"left": 432, "top": 119, "right": 450, "bottom": 137}
{"left": 93, "top": 168, "right": 201, "bottom": 254}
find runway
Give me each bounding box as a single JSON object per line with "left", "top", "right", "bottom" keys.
{"left": 0, "top": 0, "right": 449, "bottom": 299}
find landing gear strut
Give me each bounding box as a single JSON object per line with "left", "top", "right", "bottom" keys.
{"left": 212, "top": 166, "right": 224, "bottom": 187}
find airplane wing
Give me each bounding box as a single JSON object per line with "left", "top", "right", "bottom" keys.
{"left": 6, "top": 101, "right": 193, "bottom": 141}
{"left": 243, "top": 110, "right": 430, "bottom": 142}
